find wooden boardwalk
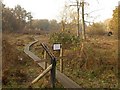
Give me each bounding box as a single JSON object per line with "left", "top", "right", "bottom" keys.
{"left": 24, "top": 39, "right": 81, "bottom": 88}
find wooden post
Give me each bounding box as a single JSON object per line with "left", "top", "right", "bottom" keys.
{"left": 50, "top": 57, "right": 56, "bottom": 88}
{"left": 77, "top": 0, "right": 80, "bottom": 37}
{"left": 60, "top": 47, "right": 63, "bottom": 73}
{"left": 81, "top": 0, "right": 86, "bottom": 40}
{"left": 44, "top": 50, "right": 47, "bottom": 69}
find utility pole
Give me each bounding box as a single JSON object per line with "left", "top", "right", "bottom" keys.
{"left": 70, "top": 0, "right": 80, "bottom": 37}
{"left": 70, "top": 0, "right": 86, "bottom": 39}
{"left": 61, "top": 20, "right": 65, "bottom": 31}
{"left": 81, "top": 0, "right": 86, "bottom": 40}
{"left": 77, "top": 0, "right": 80, "bottom": 37}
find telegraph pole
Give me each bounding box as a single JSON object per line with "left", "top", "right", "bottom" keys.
{"left": 70, "top": 0, "right": 80, "bottom": 37}
{"left": 70, "top": 0, "right": 86, "bottom": 39}
{"left": 77, "top": 0, "right": 80, "bottom": 37}
{"left": 81, "top": 0, "right": 86, "bottom": 40}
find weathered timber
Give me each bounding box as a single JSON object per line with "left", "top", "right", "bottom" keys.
{"left": 30, "top": 64, "right": 52, "bottom": 86}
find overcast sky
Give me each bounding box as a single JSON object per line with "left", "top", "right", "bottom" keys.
{"left": 3, "top": 0, "right": 119, "bottom": 22}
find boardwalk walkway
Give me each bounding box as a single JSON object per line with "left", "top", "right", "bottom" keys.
{"left": 24, "top": 39, "right": 81, "bottom": 88}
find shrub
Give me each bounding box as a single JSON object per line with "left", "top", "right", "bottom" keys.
{"left": 87, "top": 23, "right": 106, "bottom": 36}
{"left": 50, "top": 31, "right": 80, "bottom": 48}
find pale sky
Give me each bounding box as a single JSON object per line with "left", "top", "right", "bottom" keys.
{"left": 3, "top": 0, "right": 119, "bottom": 22}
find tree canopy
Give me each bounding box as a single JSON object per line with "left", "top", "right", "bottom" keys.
{"left": 109, "top": 5, "right": 120, "bottom": 34}
{"left": 31, "top": 19, "right": 60, "bottom": 32}
{"left": 2, "top": 4, "right": 33, "bottom": 33}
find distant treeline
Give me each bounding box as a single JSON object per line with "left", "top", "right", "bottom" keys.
{"left": 2, "top": 3, "right": 119, "bottom": 35}
{"left": 2, "top": 4, "right": 61, "bottom": 34}
{"left": 2, "top": 4, "right": 32, "bottom": 33}
{"left": 31, "top": 19, "right": 61, "bottom": 32}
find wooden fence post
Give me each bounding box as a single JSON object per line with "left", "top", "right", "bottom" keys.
{"left": 50, "top": 57, "right": 56, "bottom": 88}
{"left": 44, "top": 50, "right": 47, "bottom": 69}
{"left": 60, "top": 47, "right": 63, "bottom": 73}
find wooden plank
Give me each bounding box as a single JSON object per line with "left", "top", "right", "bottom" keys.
{"left": 30, "top": 64, "right": 52, "bottom": 86}
{"left": 56, "top": 71, "right": 80, "bottom": 88}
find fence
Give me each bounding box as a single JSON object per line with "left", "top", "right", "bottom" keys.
{"left": 29, "top": 43, "right": 56, "bottom": 88}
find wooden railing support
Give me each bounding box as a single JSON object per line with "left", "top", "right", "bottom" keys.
{"left": 30, "top": 64, "right": 52, "bottom": 86}
{"left": 50, "top": 57, "right": 56, "bottom": 88}
{"left": 41, "top": 43, "right": 57, "bottom": 88}
{"left": 44, "top": 50, "right": 47, "bottom": 69}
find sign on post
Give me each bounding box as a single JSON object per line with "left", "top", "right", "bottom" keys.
{"left": 53, "top": 43, "right": 63, "bottom": 73}
{"left": 53, "top": 44, "right": 61, "bottom": 51}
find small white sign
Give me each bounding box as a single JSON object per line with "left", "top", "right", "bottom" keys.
{"left": 53, "top": 44, "right": 61, "bottom": 50}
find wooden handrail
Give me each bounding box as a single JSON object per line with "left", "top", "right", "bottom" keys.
{"left": 41, "top": 43, "right": 55, "bottom": 59}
